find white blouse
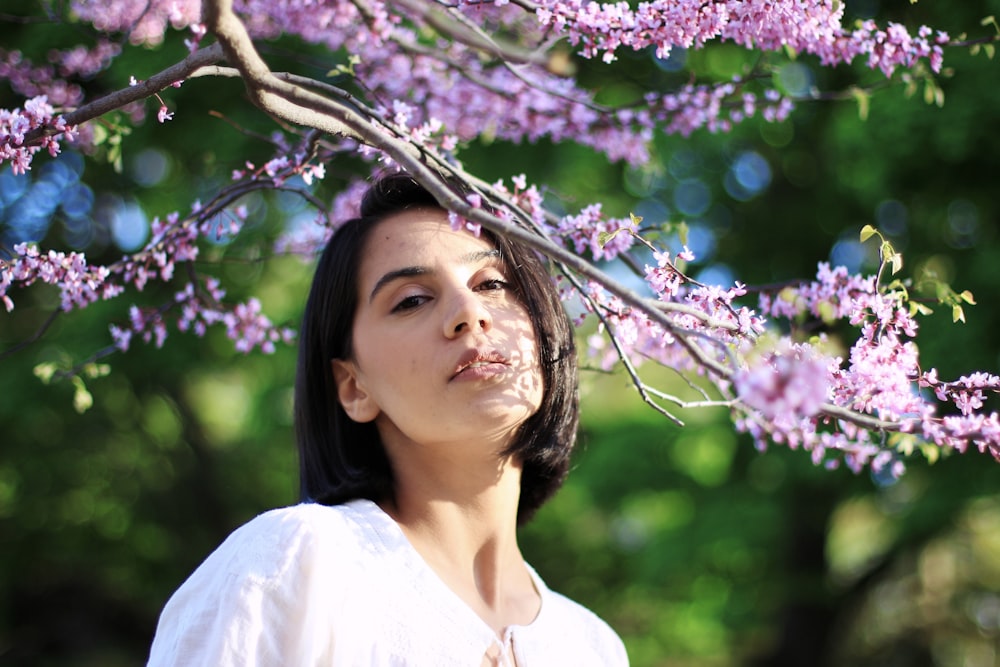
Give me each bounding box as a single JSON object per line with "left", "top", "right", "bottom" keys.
{"left": 147, "top": 499, "right": 629, "bottom": 666}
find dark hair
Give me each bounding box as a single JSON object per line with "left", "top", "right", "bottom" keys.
{"left": 294, "top": 173, "right": 579, "bottom": 523}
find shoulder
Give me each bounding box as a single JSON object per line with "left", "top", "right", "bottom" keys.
{"left": 526, "top": 576, "right": 629, "bottom": 665}
{"left": 155, "top": 501, "right": 376, "bottom": 612}
{"left": 193, "top": 501, "right": 370, "bottom": 587}
{"left": 147, "top": 501, "right": 382, "bottom": 665}
{"left": 547, "top": 590, "right": 628, "bottom": 648}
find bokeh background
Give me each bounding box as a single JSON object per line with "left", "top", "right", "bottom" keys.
{"left": 2, "top": 1, "right": 999, "bottom": 665}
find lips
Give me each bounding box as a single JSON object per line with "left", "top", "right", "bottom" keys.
{"left": 450, "top": 349, "right": 510, "bottom": 381}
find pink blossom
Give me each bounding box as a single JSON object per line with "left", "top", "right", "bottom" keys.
{"left": 4, "top": 0, "right": 995, "bottom": 477}
{"left": 734, "top": 341, "right": 831, "bottom": 422}
{"left": 0, "top": 96, "right": 75, "bottom": 174}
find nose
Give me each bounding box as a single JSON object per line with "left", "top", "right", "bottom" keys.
{"left": 444, "top": 289, "right": 493, "bottom": 338}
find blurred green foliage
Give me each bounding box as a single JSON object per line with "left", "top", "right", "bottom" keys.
{"left": 2, "top": 0, "right": 1000, "bottom": 665}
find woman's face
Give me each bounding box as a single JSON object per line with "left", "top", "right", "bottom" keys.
{"left": 332, "top": 208, "right": 544, "bottom": 455}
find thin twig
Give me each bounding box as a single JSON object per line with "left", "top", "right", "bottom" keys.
{"left": 0, "top": 310, "right": 61, "bottom": 361}
{"left": 21, "top": 42, "right": 226, "bottom": 146}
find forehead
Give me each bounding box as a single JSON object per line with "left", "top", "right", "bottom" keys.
{"left": 358, "top": 208, "right": 498, "bottom": 277}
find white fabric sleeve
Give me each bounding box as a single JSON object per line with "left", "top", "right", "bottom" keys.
{"left": 146, "top": 507, "right": 338, "bottom": 667}
{"left": 522, "top": 585, "right": 630, "bottom": 666}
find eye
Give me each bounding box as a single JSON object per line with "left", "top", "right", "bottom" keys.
{"left": 391, "top": 294, "right": 431, "bottom": 312}
{"left": 476, "top": 278, "right": 509, "bottom": 292}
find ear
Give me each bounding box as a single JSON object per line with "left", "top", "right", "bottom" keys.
{"left": 331, "top": 358, "right": 380, "bottom": 423}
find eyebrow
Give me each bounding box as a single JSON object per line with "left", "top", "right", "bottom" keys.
{"left": 368, "top": 248, "right": 501, "bottom": 304}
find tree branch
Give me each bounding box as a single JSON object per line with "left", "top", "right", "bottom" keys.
{"left": 21, "top": 42, "right": 227, "bottom": 146}
{"left": 0, "top": 309, "right": 61, "bottom": 361}
{"left": 203, "top": 0, "right": 366, "bottom": 142}
{"left": 191, "top": 0, "right": 932, "bottom": 448}
{"left": 392, "top": 0, "right": 554, "bottom": 69}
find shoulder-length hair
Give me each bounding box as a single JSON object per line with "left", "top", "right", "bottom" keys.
{"left": 294, "top": 173, "right": 578, "bottom": 523}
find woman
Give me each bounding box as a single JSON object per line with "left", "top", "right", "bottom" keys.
{"left": 147, "top": 174, "right": 628, "bottom": 666}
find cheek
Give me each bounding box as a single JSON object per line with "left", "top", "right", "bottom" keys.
{"left": 520, "top": 329, "right": 540, "bottom": 368}
{"left": 509, "top": 308, "right": 540, "bottom": 366}
{"left": 513, "top": 315, "right": 545, "bottom": 407}
{"left": 357, "top": 330, "right": 424, "bottom": 390}
{"left": 515, "top": 310, "right": 541, "bottom": 364}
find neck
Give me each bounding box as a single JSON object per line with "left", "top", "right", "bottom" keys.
{"left": 380, "top": 452, "right": 540, "bottom": 634}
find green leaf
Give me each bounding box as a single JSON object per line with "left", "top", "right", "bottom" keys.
{"left": 598, "top": 228, "right": 628, "bottom": 248}
{"left": 83, "top": 363, "right": 111, "bottom": 380}
{"left": 885, "top": 279, "right": 907, "bottom": 293}
{"left": 677, "top": 221, "right": 689, "bottom": 247}
{"left": 327, "top": 54, "right": 361, "bottom": 77}
{"left": 33, "top": 362, "right": 57, "bottom": 384}
{"left": 817, "top": 301, "right": 837, "bottom": 325}
{"left": 90, "top": 123, "right": 108, "bottom": 147}
{"left": 71, "top": 376, "right": 93, "bottom": 414}
{"left": 923, "top": 81, "right": 936, "bottom": 105}
{"left": 849, "top": 86, "right": 870, "bottom": 121}
{"left": 859, "top": 224, "right": 878, "bottom": 242}
{"left": 920, "top": 442, "right": 941, "bottom": 464}
{"left": 879, "top": 241, "right": 901, "bottom": 273}
{"left": 109, "top": 143, "right": 123, "bottom": 174}
{"left": 890, "top": 252, "right": 903, "bottom": 275}
{"left": 891, "top": 432, "right": 918, "bottom": 456}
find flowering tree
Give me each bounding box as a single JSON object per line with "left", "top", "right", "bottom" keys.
{"left": 2, "top": 0, "right": 999, "bottom": 480}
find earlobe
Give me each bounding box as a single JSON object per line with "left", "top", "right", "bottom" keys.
{"left": 331, "top": 358, "right": 380, "bottom": 423}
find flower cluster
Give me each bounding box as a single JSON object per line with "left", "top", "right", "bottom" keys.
{"left": 921, "top": 370, "right": 1000, "bottom": 417}
{"left": 232, "top": 153, "right": 327, "bottom": 188}
{"left": 744, "top": 262, "right": 999, "bottom": 472}
{"left": 3, "top": 165, "right": 305, "bottom": 358}
{"left": 734, "top": 339, "right": 832, "bottom": 424}
{"left": 554, "top": 205, "right": 639, "bottom": 262}
{"left": 532, "top": 0, "right": 947, "bottom": 76}
{"left": 533, "top": 190, "right": 1000, "bottom": 476}
{"left": 0, "top": 96, "right": 74, "bottom": 175}
{"left": 120, "top": 211, "right": 197, "bottom": 291}
{"left": 572, "top": 252, "right": 765, "bottom": 378}
{"left": 644, "top": 248, "right": 695, "bottom": 301}
{"left": 108, "top": 277, "right": 294, "bottom": 355}
{"left": 3, "top": 0, "right": 958, "bottom": 176}
{"left": 110, "top": 305, "right": 167, "bottom": 351}
{"left": 0, "top": 42, "right": 118, "bottom": 108}
{"left": 2, "top": 0, "right": 997, "bottom": 476}
{"left": 653, "top": 85, "right": 795, "bottom": 137}
{"left": 1, "top": 242, "right": 121, "bottom": 313}
{"left": 70, "top": 0, "right": 201, "bottom": 46}
{"left": 173, "top": 279, "right": 295, "bottom": 354}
